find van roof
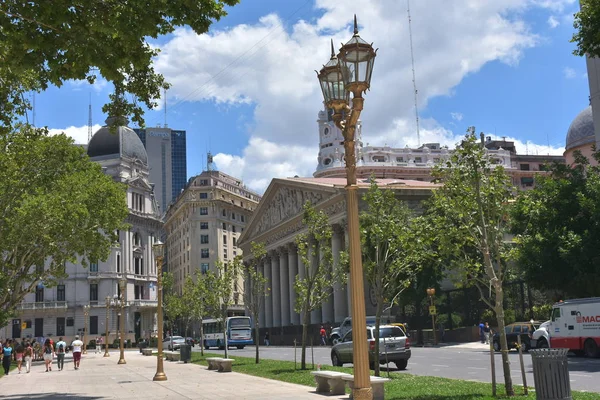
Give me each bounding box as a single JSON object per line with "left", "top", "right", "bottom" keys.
{"left": 555, "top": 297, "right": 600, "bottom": 306}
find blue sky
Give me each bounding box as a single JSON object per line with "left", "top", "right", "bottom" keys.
{"left": 39, "top": 0, "right": 588, "bottom": 192}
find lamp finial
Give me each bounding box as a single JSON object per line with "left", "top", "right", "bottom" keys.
{"left": 353, "top": 14, "right": 359, "bottom": 35}
{"left": 330, "top": 39, "right": 335, "bottom": 58}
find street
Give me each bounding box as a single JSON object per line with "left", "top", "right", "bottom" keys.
{"left": 192, "top": 343, "right": 600, "bottom": 393}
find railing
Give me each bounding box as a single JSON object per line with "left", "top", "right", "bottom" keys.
{"left": 16, "top": 301, "right": 68, "bottom": 310}
{"left": 129, "top": 299, "right": 158, "bottom": 307}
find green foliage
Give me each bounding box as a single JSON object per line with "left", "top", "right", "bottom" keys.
{"left": 532, "top": 304, "right": 552, "bottom": 321}
{"left": 0, "top": 126, "right": 128, "bottom": 327}
{"left": 294, "top": 201, "right": 347, "bottom": 369}
{"left": 572, "top": 0, "right": 600, "bottom": 58}
{"left": 360, "top": 179, "right": 421, "bottom": 376}
{"left": 0, "top": 0, "right": 239, "bottom": 133}
{"left": 511, "top": 151, "right": 600, "bottom": 298}
{"left": 214, "top": 257, "right": 241, "bottom": 359}
{"left": 436, "top": 313, "right": 463, "bottom": 328}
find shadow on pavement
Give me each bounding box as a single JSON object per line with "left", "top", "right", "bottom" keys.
{"left": 2, "top": 394, "right": 102, "bottom": 400}
{"left": 388, "top": 395, "right": 486, "bottom": 400}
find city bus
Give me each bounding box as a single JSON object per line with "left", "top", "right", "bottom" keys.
{"left": 202, "top": 316, "right": 253, "bottom": 349}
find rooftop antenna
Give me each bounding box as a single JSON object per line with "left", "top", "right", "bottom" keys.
{"left": 88, "top": 93, "right": 93, "bottom": 143}
{"left": 407, "top": 0, "right": 421, "bottom": 146}
{"left": 207, "top": 152, "right": 215, "bottom": 172}
{"left": 163, "top": 88, "right": 168, "bottom": 128}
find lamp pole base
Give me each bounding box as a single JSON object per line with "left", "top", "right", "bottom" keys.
{"left": 118, "top": 358, "right": 126, "bottom": 365}
{"left": 352, "top": 387, "right": 373, "bottom": 400}
{"left": 153, "top": 371, "right": 167, "bottom": 381}
{"left": 103, "top": 353, "right": 110, "bottom": 357}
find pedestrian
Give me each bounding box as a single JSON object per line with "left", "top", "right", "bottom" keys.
{"left": 264, "top": 331, "right": 270, "bottom": 347}
{"left": 55, "top": 336, "right": 67, "bottom": 371}
{"left": 42, "top": 338, "right": 54, "bottom": 372}
{"left": 71, "top": 335, "right": 83, "bottom": 370}
{"left": 23, "top": 341, "right": 33, "bottom": 373}
{"left": 484, "top": 322, "right": 491, "bottom": 344}
{"left": 14, "top": 342, "right": 24, "bottom": 374}
{"left": 2, "top": 339, "right": 13, "bottom": 375}
{"left": 33, "top": 340, "right": 42, "bottom": 361}
{"left": 95, "top": 337, "right": 102, "bottom": 354}
{"left": 319, "top": 325, "right": 327, "bottom": 346}
{"left": 478, "top": 322, "right": 485, "bottom": 343}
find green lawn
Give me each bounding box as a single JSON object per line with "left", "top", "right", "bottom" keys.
{"left": 190, "top": 352, "right": 598, "bottom": 400}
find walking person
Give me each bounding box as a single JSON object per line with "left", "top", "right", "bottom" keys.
{"left": 14, "top": 342, "right": 24, "bottom": 374}
{"left": 484, "top": 322, "right": 492, "bottom": 344}
{"left": 23, "top": 341, "right": 33, "bottom": 373}
{"left": 478, "top": 321, "right": 485, "bottom": 343}
{"left": 95, "top": 337, "right": 102, "bottom": 354}
{"left": 2, "top": 339, "right": 13, "bottom": 375}
{"left": 55, "top": 337, "right": 67, "bottom": 371}
{"left": 319, "top": 326, "right": 327, "bottom": 346}
{"left": 42, "top": 338, "right": 54, "bottom": 372}
{"left": 71, "top": 335, "right": 83, "bottom": 370}
{"left": 264, "top": 331, "right": 270, "bottom": 347}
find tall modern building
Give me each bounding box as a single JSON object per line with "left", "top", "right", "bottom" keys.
{"left": 135, "top": 127, "right": 187, "bottom": 214}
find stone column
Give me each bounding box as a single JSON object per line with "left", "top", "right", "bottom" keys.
{"left": 279, "top": 248, "right": 290, "bottom": 327}
{"left": 309, "top": 244, "right": 322, "bottom": 325}
{"left": 271, "top": 251, "right": 281, "bottom": 327}
{"left": 264, "top": 256, "right": 273, "bottom": 328}
{"left": 288, "top": 244, "right": 300, "bottom": 326}
{"left": 332, "top": 224, "right": 348, "bottom": 323}
{"left": 259, "top": 261, "right": 266, "bottom": 328}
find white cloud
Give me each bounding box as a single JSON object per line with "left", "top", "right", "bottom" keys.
{"left": 547, "top": 15, "right": 560, "bottom": 28}
{"left": 68, "top": 78, "right": 108, "bottom": 93}
{"left": 153, "top": 0, "right": 568, "bottom": 192}
{"left": 564, "top": 67, "right": 577, "bottom": 79}
{"left": 450, "top": 112, "right": 464, "bottom": 121}
{"left": 47, "top": 124, "right": 102, "bottom": 144}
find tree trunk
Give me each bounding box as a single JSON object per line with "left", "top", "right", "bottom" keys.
{"left": 301, "top": 305, "right": 309, "bottom": 370}
{"left": 374, "top": 302, "right": 383, "bottom": 376}
{"left": 222, "top": 306, "right": 229, "bottom": 359}
{"left": 199, "top": 317, "right": 204, "bottom": 356}
{"left": 494, "top": 285, "right": 514, "bottom": 396}
{"left": 254, "top": 318, "right": 260, "bottom": 364}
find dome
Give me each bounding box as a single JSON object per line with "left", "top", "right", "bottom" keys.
{"left": 87, "top": 117, "right": 148, "bottom": 164}
{"left": 566, "top": 106, "right": 595, "bottom": 151}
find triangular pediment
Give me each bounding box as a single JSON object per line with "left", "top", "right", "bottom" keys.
{"left": 128, "top": 176, "right": 153, "bottom": 191}
{"left": 242, "top": 178, "right": 338, "bottom": 240}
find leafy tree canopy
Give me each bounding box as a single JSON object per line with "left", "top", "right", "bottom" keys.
{"left": 0, "top": 0, "right": 239, "bottom": 133}
{"left": 572, "top": 0, "right": 600, "bottom": 58}
{"left": 511, "top": 151, "right": 600, "bottom": 298}
{"left": 0, "top": 126, "right": 129, "bottom": 327}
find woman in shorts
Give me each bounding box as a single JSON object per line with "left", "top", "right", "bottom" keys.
{"left": 14, "top": 342, "right": 24, "bottom": 374}
{"left": 42, "top": 338, "right": 54, "bottom": 372}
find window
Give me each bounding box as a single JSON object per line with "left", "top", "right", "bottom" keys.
{"left": 90, "top": 316, "right": 98, "bottom": 335}
{"left": 133, "top": 232, "right": 141, "bottom": 246}
{"left": 56, "top": 317, "right": 65, "bottom": 336}
{"left": 57, "top": 285, "right": 65, "bottom": 301}
{"left": 66, "top": 317, "right": 74, "bottom": 327}
{"left": 34, "top": 318, "right": 43, "bottom": 337}
{"left": 414, "top": 157, "right": 422, "bottom": 163}
{"left": 117, "top": 254, "right": 121, "bottom": 273}
{"left": 396, "top": 157, "right": 404, "bottom": 162}
{"left": 200, "top": 222, "right": 208, "bottom": 230}
{"left": 201, "top": 263, "right": 209, "bottom": 274}
{"left": 520, "top": 163, "right": 530, "bottom": 171}
{"left": 552, "top": 308, "right": 561, "bottom": 321}
{"left": 201, "top": 249, "right": 209, "bottom": 258}
{"left": 241, "top": 215, "right": 245, "bottom": 222}
{"left": 520, "top": 177, "right": 534, "bottom": 187}
{"left": 200, "top": 192, "right": 208, "bottom": 199}
{"left": 200, "top": 207, "right": 208, "bottom": 215}
{"left": 222, "top": 223, "right": 227, "bottom": 230}
{"left": 134, "top": 285, "right": 140, "bottom": 299}
{"left": 222, "top": 209, "right": 226, "bottom": 217}
{"left": 90, "top": 261, "right": 98, "bottom": 272}
{"left": 231, "top": 212, "right": 236, "bottom": 220}
{"left": 223, "top": 250, "right": 228, "bottom": 259}
{"left": 223, "top": 235, "right": 227, "bottom": 245}
{"left": 233, "top": 250, "right": 237, "bottom": 257}
{"left": 512, "top": 325, "right": 522, "bottom": 333}
{"left": 232, "top": 226, "right": 236, "bottom": 233}
{"left": 201, "top": 235, "right": 209, "bottom": 244}
{"left": 90, "top": 283, "right": 98, "bottom": 301}
{"left": 25, "top": 320, "right": 32, "bottom": 329}
{"left": 35, "top": 286, "right": 44, "bottom": 302}
{"left": 200, "top": 179, "right": 208, "bottom": 186}
{"left": 233, "top": 237, "right": 237, "bottom": 247}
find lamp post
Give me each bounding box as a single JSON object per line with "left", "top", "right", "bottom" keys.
{"left": 82, "top": 304, "right": 90, "bottom": 355}
{"left": 316, "top": 15, "right": 376, "bottom": 400}
{"left": 427, "top": 288, "right": 437, "bottom": 345}
{"left": 152, "top": 240, "right": 167, "bottom": 381}
{"left": 104, "top": 295, "right": 111, "bottom": 357}
{"left": 115, "top": 278, "right": 127, "bottom": 364}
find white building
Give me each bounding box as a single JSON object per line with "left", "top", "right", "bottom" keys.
{"left": 1, "top": 117, "right": 162, "bottom": 345}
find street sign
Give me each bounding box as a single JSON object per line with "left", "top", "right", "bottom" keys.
{"left": 429, "top": 306, "right": 437, "bottom": 315}
{"left": 21, "top": 322, "right": 26, "bottom": 330}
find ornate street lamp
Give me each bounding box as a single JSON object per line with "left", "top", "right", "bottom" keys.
{"left": 427, "top": 288, "right": 437, "bottom": 345}
{"left": 104, "top": 295, "right": 111, "bottom": 357}
{"left": 82, "top": 304, "right": 90, "bottom": 355}
{"left": 116, "top": 278, "right": 127, "bottom": 364}
{"left": 316, "top": 15, "right": 376, "bottom": 400}
{"left": 152, "top": 240, "right": 167, "bottom": 381}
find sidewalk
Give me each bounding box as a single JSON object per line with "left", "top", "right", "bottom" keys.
{"left": 0, "top": 350, "right": 335, "bottom": 399}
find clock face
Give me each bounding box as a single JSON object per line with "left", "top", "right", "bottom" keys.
{"left": 369, "top": 286, "right": 377, "bottom": 307}
{"left": 324, "top": 127, "right": 330, "bottom": 135}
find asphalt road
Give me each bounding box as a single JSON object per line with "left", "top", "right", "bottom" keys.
{"left": 192, "top": 344, "right": 600, "bottom": 393}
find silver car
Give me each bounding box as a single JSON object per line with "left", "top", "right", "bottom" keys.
{"left": 331, "top": 325, "right": 411, "bottom": 370}
{"left": 163, "top": 336, "right": 186, "bottom": 350}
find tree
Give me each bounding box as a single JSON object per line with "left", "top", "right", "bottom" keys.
{"left": 162, "top": 271, "right": 182, "bottom": 348}
{"left": 360, "top": 180, "right": 421, "bottom": 375}
{"left": 294, "top": 202, "right": 346, "bottom": 370}
{"left": 572, "top": 0, "right": 600, "bottom": 58}
{"left": 238, "top": 242, "right": 268, "bottom": 364}
{"left": 0, "top": 126, "right": 128, "bottom": 328}
{"left": 420, "top": 129, "right": 515, "bottom": 396}
{"left": 187, "top": 269, "right": 218, "bottom": 357}
{"left": 0, "top": 0, "right": 239, "bottom": 133}
{"left": 214, "top": 257, "right": 240, "bottom": 359}
{"left": 511, "top": 151, "right": 600, "bottom": 298}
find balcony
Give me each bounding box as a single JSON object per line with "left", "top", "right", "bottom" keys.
{"left": 129, "top": 299, "right": 158, "bottom": 308}
{"left": 16, "top": 301, "right": 68, "bottom": 311}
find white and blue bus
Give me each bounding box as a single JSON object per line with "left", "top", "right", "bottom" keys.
{"left": 202, "top": 316, "right": 253, "bottom": 349}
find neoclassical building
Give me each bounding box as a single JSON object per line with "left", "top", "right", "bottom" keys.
{"left": 564, "top": 106, "right": 597, "bottom": 165}
{"left": 1, "top": 117, "right": 162, "bottom": 345}
{"left": 238, "top": 177, "right": 436, "bottom": 342}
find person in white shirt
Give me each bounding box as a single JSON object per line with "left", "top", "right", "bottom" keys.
{"left": 71, "top": 335, "right": 84, "bottom": 370}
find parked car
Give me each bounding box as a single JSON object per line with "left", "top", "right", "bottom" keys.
{"left": 493, "top": 321, "right": 542, "bottom": 352}
{"left": 331, "top": 325, "right": 411, "bottom": 370}
{"left": 530, "top": 320, "right": 551, "bottom": 349}
{"left": 163, "top": 336, "right": 186, "bottom": 350}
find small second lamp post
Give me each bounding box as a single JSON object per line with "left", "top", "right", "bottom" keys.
{"left": 152, "top": 240, "right": 167, "bottom": 381}
{"left": 427, "top": 288, "right": 437, "bottom": 345}
{"left": 82, "top": 304, "right": 90, "bottom": 355}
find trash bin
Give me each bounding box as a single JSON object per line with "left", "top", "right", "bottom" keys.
{"left": 180, "top": 344, "right": 192, "bottom": 363}
{"left": 530, "top": 348, "right": 572, "bottom": 400}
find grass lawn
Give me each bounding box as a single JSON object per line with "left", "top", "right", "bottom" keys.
{"left": 190, "top": 352, "right": 598, "bottom": 400}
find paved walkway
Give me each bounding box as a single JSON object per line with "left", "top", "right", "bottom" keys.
{"left": 0, "top": 350, "right": 338, "bottom": 400}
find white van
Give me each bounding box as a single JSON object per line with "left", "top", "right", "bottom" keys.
{"left": 547, "top": 297, "right": 600, "bottom": 357}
